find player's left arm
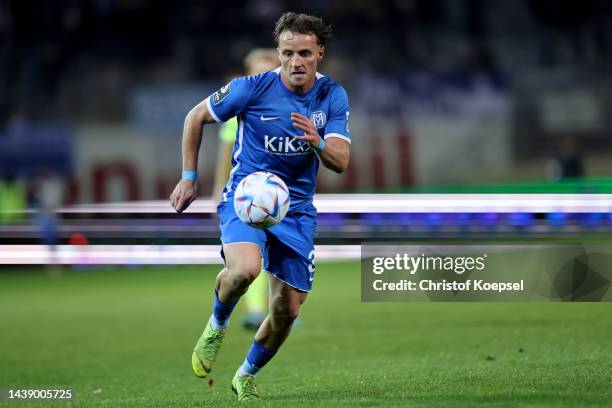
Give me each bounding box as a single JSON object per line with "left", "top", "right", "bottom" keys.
{"left": 292, "top": 113, "right": 349, "bottom": 173}
{"left": 292, "top": 86, "right": 351, "bottom": 173}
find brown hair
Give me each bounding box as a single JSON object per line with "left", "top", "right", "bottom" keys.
{"left": 273, "top": 12, "right": 332, "bottom": 46}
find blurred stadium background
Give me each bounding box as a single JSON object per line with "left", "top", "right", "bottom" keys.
{"left": 1, "top": 1, "right": 612, "bottom": 406}
{"left": 1, "top": 0, "right": 612, "bottom": 252}
{"left": 2, "top": 0, "right": 612, "bottom": 206}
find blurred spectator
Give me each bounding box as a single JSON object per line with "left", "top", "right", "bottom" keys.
{"left": 211, "top": 48, "right": 280, "bottom": 331}
{"left": 0, "top": 172, "right": 26, "bottom": 223}
{"left": 33, "top": 170, "right": 64, "bottom": 272}
{"left": 546, "top": 136, "right": 585, "bottom": 181}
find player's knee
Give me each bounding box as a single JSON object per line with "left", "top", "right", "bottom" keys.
{"left": 269, "top": 300, "right": 300, "bottom": 327}
{"left": 286, "top": 306, "right": 300, "bottom": 323}
{"left": 270, "top": 312, "right": 297, "bottom": 329}
{"left": 225, "top": 264, "right": 259, "bottom": 289}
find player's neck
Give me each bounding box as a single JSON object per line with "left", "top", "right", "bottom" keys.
{"left": 280, "top": 72, "right": 315, "bottom": 94}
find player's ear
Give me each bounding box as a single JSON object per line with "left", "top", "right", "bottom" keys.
{"left": 318, "top": 46, "right": 324, "bottom": 62}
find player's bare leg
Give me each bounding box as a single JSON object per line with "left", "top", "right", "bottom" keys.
{"left": 192, "top": 243, "right": 262, "bottom": 378}
{"left": 215, "top": 243, "right": 262, "bottom": 303}
{"left": 256, "top": 274, "right": 307, "bottom": 350}
{"left": 232, "top": 274, "right": 307, "bottom": 400}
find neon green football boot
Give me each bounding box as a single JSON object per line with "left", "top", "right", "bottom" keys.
{"left": 191, "top": 318, "right": 226, "bottom": 378}
{"left": 231, "top": 372, "right": 262, "bottom": 402}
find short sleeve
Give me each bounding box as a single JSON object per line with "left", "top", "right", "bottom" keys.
{"left": 206, "top": 76, "right": 255, "bottom": 123}
{"left": 323, "top": 86, "right": 351, "bottom": 144}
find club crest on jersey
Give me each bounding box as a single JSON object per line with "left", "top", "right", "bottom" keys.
{"left": 213, "top": 83, "right": 231, "bottom": 105}
{"left": 311, "top": 111, "right": 327, "bottom": 129}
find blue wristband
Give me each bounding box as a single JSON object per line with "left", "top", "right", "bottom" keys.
{"left": 315, "top": 138, "right": 325, "bottom": 152}
{"left": 182, "top": 170, "right": 198, "bottom": 181}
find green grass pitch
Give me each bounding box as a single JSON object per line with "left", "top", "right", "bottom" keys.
{"left": 1, "top": 262, "right": 610, "bottom": 407}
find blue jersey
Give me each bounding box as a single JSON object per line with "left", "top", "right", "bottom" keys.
{"left": 206, "top": 68, "right": 351, "bottom": 212}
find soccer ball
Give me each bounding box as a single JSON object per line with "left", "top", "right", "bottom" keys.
{"left": 233, "top": 171, "right": 290, "bottom": 229}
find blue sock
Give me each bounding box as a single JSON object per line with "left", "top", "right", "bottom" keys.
{"left": 211, "top": 289, "right": 236, "bottom": 329}
{"left": 238, "top": 340, "right": 276, "bottom": 377}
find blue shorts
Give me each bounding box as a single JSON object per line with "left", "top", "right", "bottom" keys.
{"left": 217, "top": 200, "right": 317, "bottom": 292}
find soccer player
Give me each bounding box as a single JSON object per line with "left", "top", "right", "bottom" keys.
{"left": 212, "top": 48, "right": 279, "bottom": 332}
{"left": 170, "top": 12, "right": 350, "bottom": 401}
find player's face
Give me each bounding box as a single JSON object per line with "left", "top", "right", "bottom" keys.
{"left": 277, "top": 30, "right": 324, "bottom": 93}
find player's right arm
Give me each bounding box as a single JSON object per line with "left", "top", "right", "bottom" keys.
{"left": 170, "top": 77, "right": 255, "bottom": 213}
{"left": 170, "top": 101, "right": 217, "bottom": 213}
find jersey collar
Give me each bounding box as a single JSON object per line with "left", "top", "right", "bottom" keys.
{"left": 274, "top": 67, "right": 324, "bottom": 98}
